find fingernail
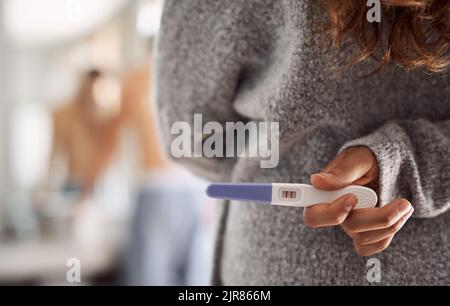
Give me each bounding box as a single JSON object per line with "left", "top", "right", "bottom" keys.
{"left": 345, "top": 202, "right": 354, "bottom": 211}
{"left": 403, "top": 207, "right": 414, "bottom": 219}
{"left": 315, "top": 172, "right": 334, "bottom": 178}
{"left": 398, "top": 200, "right": 411, "bottom": 212}
{"left": 346, "top": 194, "right": 358, "bottom": 209}
{"left": 336, "top": 194, "right": 357, "bottom": 211}
{"left": 406, "top": 209, "right": 414, "bottom": 218}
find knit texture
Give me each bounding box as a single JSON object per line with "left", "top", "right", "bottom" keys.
{"left": 156, "top": 0, "right": 450, "bottom": 285}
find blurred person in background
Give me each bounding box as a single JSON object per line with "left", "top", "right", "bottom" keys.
{"left": 48, "top": 69, "right": 123, "bottom": 213}
{"left": 43, "top": 62, "right": 211, "bottom": 285}
{"left": 121, "top": 60, "right": 212, "bottom": 285}
{"left": 32, "top": 68, "right": 126, "bottom": 244}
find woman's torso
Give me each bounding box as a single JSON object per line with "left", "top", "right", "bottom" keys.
{"left": 218, "top": 0, "right": 449, "bottom": 285}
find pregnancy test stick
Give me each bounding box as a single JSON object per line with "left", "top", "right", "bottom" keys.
{"left": 206, "top": 183, "right": 377, "bottom": 209}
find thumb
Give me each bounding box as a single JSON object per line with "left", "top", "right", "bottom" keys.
{"left": 311, "top": 148, "right": 375, "bottom": 190}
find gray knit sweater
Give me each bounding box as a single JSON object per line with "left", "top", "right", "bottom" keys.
{"left": 156, "top": 0, "right": 450, "bottom": 285}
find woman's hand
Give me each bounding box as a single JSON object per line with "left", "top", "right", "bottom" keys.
{"left": 303, "top": 147, "right": 414, "bottom": 256}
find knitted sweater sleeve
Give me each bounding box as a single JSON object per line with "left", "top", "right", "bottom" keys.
{"left": 341, "top": 119, "right": 450, "bottom": 218}
{"left": 156, "top": 0, "right": 277, "bottom": 181}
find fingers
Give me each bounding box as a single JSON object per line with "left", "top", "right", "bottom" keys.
{"left": 353, "top": 236, "right": 394, "bottom": 257}
{"left": 304, "top": 194, "right": 414, "bottom": 256}
{"left": 303, "top": 193, "right": 357, "bottom": 228}
{"left": 347, "top": 207, "right": 414, "bottom": 245}
{"left": 311, "top": 147, "right": 378, "bottom": 190}
{"left": 341, "top": 198, "right": 414, "bottom": 256}
{"left": 342, "top": 199, "right": 413, "bottom": 233}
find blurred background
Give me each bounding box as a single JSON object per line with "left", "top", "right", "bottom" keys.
{"left": 0, "top": 0, "right": 214, "bottom": 285}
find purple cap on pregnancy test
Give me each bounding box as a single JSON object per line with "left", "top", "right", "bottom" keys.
{"left": 206, "top": 183, "right": 272, "bottom": 204}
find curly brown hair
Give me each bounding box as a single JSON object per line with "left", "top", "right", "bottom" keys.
{"left": 322, "top": 0, "right": 450, "bottom": 73}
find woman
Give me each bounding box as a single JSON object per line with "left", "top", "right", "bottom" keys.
{"left": 156, "top": 0, "right": 450, "bottom": 285}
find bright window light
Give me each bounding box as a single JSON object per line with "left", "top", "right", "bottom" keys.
{"left": 3, "top": 0, "right": 129, "bottom": 46}
{"left": 137, "top": 0, "right": 163, "bottom": 37}
{"left": 10, "top": 104, "right": 52, "bottom": 188}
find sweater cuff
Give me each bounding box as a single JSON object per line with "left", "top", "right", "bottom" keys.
{"left": 339, "top": 126, "right": 404, "bottom": 206}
